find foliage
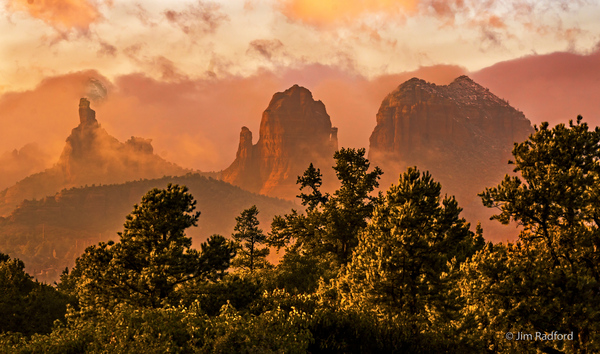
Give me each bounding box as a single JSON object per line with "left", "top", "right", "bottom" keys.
{"left": 179, "top": 274, "right": 262, "bottom": 316}
{"left": 341, "top": 167, "right": 484, "bottom": 338}
{"left": 465, "top": 117, "right": 600, "bottom": 353}
{"left": 252, "top": 288, "right": 465, "bottom": 354}
{"left": 269, "top": 148, "right": 382, "bottom": 292}
{"left": 0, "top": 300, "right": 311, "bottom": 353}
{"left": 231, "top": 205, "right": 270, "bottom": 273}
{"left": 67, "top": 184, "right": 235, "bottom": 309}
{"left": 265, "top": 249, "right": 335, "bottom": 294}
{"left": 199, "top": 234, "right": 237, "bottom": 282}
{"left": 0, "top": 252, "right": 69, "bottom": 336}
{"left": 203, "top": 301, "right": 311, "bottom": 354}
{"left": 0, "top": 303, "right": 207, "bottom": 353}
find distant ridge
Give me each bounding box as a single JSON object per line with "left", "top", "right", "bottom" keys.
{"left": 0, "top": 98, "right": 190, "bottom": 216}
{"left": 0, "top": 173, "right": 294, "bottom": 283}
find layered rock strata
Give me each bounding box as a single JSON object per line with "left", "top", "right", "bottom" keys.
{"left": 223, "top": 85, "right": 338, "bottom": 199}
{"left": 369, "top": 76, "right": 534, "bottom": 239}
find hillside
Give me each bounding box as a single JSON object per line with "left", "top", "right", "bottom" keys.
{"left": 0, "top": 98, "right": 190, "bottom": 216}
{"left": 0, "top": 173, "right": 296, "bottom": 283}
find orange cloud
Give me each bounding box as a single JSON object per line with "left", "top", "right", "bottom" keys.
{"left": 163, "top": 1, "right": 228, "bottom": 36}
{"left": 487, "top": 15, "right": 505, "bottom": 29}
{"left": 247, "top": 39, "right": 285, "bottom": 60}
{"left": 7, "top": 0, "right": 104, "bottom": 31}
{"left": 1, "top": 52, "right": 598, "bottom": 178}
{"left": 0, "top": 71, "right": 106, "bottom": 158}
{"left": 0, "top": 143, "right": 51, "bottom": 190}
{"left": 280, "top": 0, "right": 418, "bottom": 25}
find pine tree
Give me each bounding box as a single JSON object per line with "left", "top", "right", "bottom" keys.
{"left": 69, "top": 184, "right": 235, "bottom": 309}
{"left": 269, "top": 148, "right": 382, "bottom": 292}
{"left": 464, "top": 117, "right": 600, "bottom": 353}
{"left": 232, "top": 205, "right": 270, "bottom": 273}
{"left": 271, "top": 148, "right": 382, "bottom": 267}
{"left": 0, "top": 253, "right": 69, "bottom": 335}
{"left": 342, "top": 167, "right": 483, "bottom": 338}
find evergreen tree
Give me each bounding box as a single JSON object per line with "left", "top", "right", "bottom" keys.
{"left": 268, "top": 148, "right": 382, "bottom": 293}
{"left": 232, "top": 205, "right": 270, "bottom": 273}
{"left": 342, "top": 167, "right": 483, "bottom": 339}
{"left": 0, "top": 253, "right": 69, "bottom": 335}
{"left": 199, "top": 234, "right": 237, "bottom": 281}
{"left": 69, "top": 184, "right": 235, "bottom": 309}
{"left": 271, "top": 148, "right": 382, "bottom": 266}
{"left": 463, "top": 117, "right": 600, "bottom": 353}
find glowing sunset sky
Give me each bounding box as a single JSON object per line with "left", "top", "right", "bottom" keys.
{"left": 1, "top": 0, "right": 600, "bottom": 188}
{"left": 2, "top": 0, "right": 599, "bottom": 89}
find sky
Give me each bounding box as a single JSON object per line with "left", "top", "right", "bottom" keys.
{"left": 1, "top": 0, "right": 600, "bottom": 190}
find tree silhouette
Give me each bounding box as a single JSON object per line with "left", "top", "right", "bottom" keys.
{"left": 464, "top": 117, "right": 600, "bottom": 352}
{"left": 232, "top": 205, "right": 269, "bottom": 273}
{"left": 69, "top": 184, "right": 235, "bottom": 308}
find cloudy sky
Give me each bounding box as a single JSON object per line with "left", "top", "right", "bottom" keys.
{"left": 1, "top": 0, "right": 600, "bottom": 188}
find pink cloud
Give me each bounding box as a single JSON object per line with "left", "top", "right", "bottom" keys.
{"left": 6, "top": 0, "right": 108, "bottom": 31}
{"left": 472, "top": 50, "right": 600, "bottom": 128}
{"left": 1, "top": 50, "right": 596, "bottom": 178}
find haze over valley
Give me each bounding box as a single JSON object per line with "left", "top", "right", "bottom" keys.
{"left": 1, "top": 1, "right": 600, "bottom": 352}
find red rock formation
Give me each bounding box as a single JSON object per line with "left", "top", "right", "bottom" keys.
{"left": 0, "top": 98, "right": 188, "bottom": 216}
{"left": 370, "top": 76, "right": 532, "bottom": 160}
{"left": 223, "top": 85, "right": 338, "bottom": 199}
{"left": 369, "top": 76, "right": 534, "bottom": 241}
{"left": 78, "top": 97, "right": 98, "bottom": 125}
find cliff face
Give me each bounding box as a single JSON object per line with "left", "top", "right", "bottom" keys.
{"left": 0, "top": 98, "right": 188, "bottom": 216}
{"left": 223, "top": 85, "right": 338, "bottom": 199}
{"left": 370, "top": 76, "right": 532, "bottom": 162}
{"left": 369, "top": 76, "right": 534, "bottom": 240}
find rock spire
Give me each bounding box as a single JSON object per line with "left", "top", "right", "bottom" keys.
{"left": 223, "top": 85, "right": 338, "bottom": 199}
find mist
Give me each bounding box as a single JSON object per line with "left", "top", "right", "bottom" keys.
{"left": 0, "top": 50, "right": 598, "bottom": 181}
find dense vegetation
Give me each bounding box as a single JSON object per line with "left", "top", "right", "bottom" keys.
{"left": 1, "top": 118, "right": 599, "bottom": 353}
{"left": 0, "top": 174, "right": 293, "bottom": 283}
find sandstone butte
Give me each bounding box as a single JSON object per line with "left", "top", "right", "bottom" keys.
{"left": 0, "top": 98, "right": 188, "bottom": 216}
{"left": 369, "top": 75, "right": 534, "bottom": 241}
{"left": 222, "top": 84, "right": 339, "bottom": 199}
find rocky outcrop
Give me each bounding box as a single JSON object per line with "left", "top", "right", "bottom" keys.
{"left": 0, "top": 98, "right": 189, "bottom": 216}
{"left": 223, "top": 85, "right": 338, "bottom": 199}
{"left": 370, "top": 76, "right": 532, "bottom": 161}
{"left": 78, "top": 97, "right": 98, "bottom": 125}
{"left": 369, "top": 76, "right": 534, "bottom": 239}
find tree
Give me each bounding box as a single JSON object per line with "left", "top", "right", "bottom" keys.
{"left": 0, "top": 252, "right": 69, "bottom": 335}
{"left": 341, "top": 167, "right": 483, "bottom": 340}
{"left": 268, "top": 148, "right": 382, "bottom": 293}
{"left": 466, "top": 117, "right": 600, "bottom": 352}
{"left": 232, "top": 205, "right": 270, "bottom": 273}
{"left": 296, "top": 163, "right": 328, "bottom": 211}
{"left": 271, "top": 148, "right": 383, "bottom": 268}
{"left": 70, "top": 184, "right": 236, "bottom": 309}
{"left": 199, "top": 234, "right": 237, "bottom": 282}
